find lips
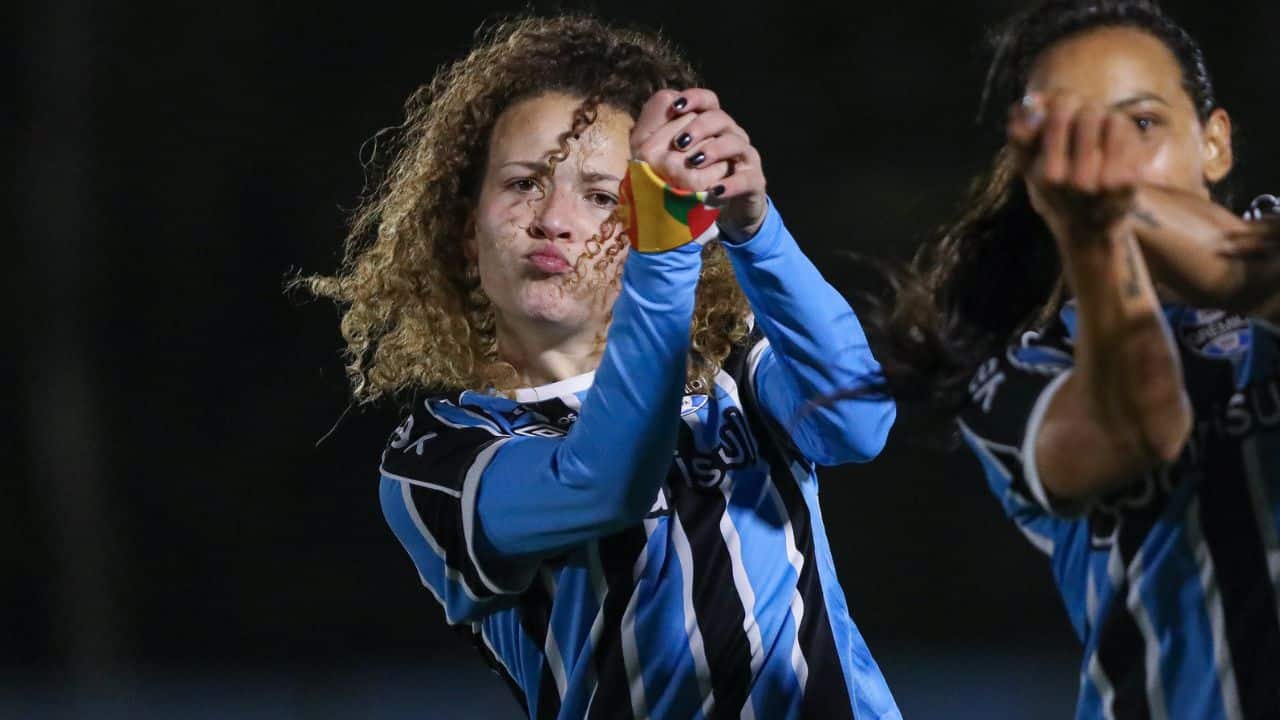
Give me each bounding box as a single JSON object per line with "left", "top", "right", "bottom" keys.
{"left": 525, "top": 245, "right": 572, "bottom": 275}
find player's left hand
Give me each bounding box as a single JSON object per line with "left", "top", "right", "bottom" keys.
{"left": 631, "top": 88, "right": 768, "bottom": 241}
{"left": 1221, "top": 219, "right": 1280, "bottom": 259}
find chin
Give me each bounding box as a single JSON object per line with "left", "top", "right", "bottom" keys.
{"left": 517, "top": 287, "right": 596, "bottom": 326}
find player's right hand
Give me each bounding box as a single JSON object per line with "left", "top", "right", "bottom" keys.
{"left": 1008, "top": 91, "right": 1145, "bottom": 244}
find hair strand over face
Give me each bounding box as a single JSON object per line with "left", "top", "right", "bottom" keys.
{"left": 299, "top": 14, "right": 750, "bottom": 406}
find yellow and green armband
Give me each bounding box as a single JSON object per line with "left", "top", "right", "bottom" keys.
{"left": 617, "top": 160, "right": 720, "bottom": 253}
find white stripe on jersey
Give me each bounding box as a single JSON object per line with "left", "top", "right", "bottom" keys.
{"left": 459, "top": 437, "right": 518, "bottom": 595}
{"left": 395, "top": 479, "right": 485, "bottom": 615}
{"left": 745, "top": 336, "right": 772, "bottom": 387}
{"left": 1086, "top": 653, "right": 1118, "bottom": 720}
{"left": 956, "top": 420, "right": 1056, "bottom": 555}
{"left": 761, "top": 481, "right": 810, "bottom": 696}
{"left": 1241, "top": 435, "right": 1280, "bottom": 628}
{"left": 381, "top": 469, "right": 462, "bottom": 498}
{"left": 670, "top": 509, "right": 717, "bottom": 718}
{"left": 1125, "top": 549, "right": 1170, "bottom": 720}
{"left": 1020, "top": 368, "right": 1074, "bottom": 513}
{"left": 579, "top": 543, "right": 610, "bottom": 719}
{"left": 541, "top": 569, "right": 569, "bottom": 703}
{"left": 424, "top": 398, "right": 505, "bottom": 436}
{"left": 1186, "top": 498, "right": 1244, "bottom": 720}
{"left": 679, "top": 383, "right": 766, "bottom": 717}
{"left": 713, "top": 486, "right": 763, "bottom": 720}
{"left": 1086, "top": 566, "right": 1100, "bottom": 634}
{"left": 621, "top": 519, "right": 658, "bottom": 720}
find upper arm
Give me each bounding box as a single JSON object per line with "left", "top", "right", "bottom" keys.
{"left": 379, "top": 397, "right": 558, "bottom": 624}
{"left": 744, "top": 327, "right": 896, "bottom": 466}
{"left": 1032, "top": 369, "right": 1171, "bottom": 505}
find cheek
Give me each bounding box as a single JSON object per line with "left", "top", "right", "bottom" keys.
{"left": 1136, "top": 131, "right": 1206, "bottom": 193}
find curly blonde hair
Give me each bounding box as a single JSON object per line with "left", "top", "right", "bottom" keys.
{"left": 304, "top": 15, "right": 750, "bottom": 404}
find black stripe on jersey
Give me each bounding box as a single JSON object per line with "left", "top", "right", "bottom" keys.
{"left": 381, "top": 396, "right": 504, "bottom": 493}
{"left": 668, "top": 421, "right": 756, "bottom": 720}
{"left": 586, "top": 528, "right": 651, "bottom": 720}
{"left": 736, "top": 375, "right": 856, "bottom": 720}
{"left": 1198, "top": 430, "right": 1280, "bottom": 717}
{"left": 517, "top": 574, "right": 562, "bottom": 720}
{"left": 459, "top": 623, "right": 530, "bottom": 718}
{"left": 1092, "top": 491, "right": 1162, "bottom": 720}
{"left": 768, "top": 452, "right": 858, "bottom": 720}
{"left": 403, "top": 477, "right": 501, "bottom": 601}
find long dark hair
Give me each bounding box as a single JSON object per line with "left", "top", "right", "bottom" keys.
{"left": 866, "top": 0, "right": 1224, "bottom": 431}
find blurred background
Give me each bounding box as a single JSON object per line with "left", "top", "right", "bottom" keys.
{"left": 9, "top": 0, "right": 1278, "bottom": 717}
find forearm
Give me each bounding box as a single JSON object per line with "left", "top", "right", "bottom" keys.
{"left": 1130, "top": 184, "right": 1280, "bottom": 321}
{"left": 1060, "top": 226, "right": 1190, "bottom": 468}
{"left": 478, "top": 245, "right": 702, "bottom": 556}
{"left": 723, "top": 202, "right": 895, "bottom": 464}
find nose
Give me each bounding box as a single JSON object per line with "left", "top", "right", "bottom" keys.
{"left": 528, "top": 183, "right": 574, "bottom": 242}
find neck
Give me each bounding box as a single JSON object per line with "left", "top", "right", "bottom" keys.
{"left": 497, "top": 316, "right": 608, "bottom": 388}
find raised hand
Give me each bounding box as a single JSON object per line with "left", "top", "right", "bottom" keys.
{"left": 1008, "top": 91, "right": 1145, "bottom": 243}
{"left": 631, "top": 89, "right": 768, "bottom": 240}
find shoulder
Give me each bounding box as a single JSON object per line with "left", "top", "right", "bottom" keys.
{"left": 966, "top": 320, "right": 1075, "bottom": 416}
{"left": 381, "top": 391, "right": 521, "bottom": 484}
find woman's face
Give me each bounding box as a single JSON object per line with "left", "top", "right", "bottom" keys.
{"left": 1026, "top": 26, "right": 1232, "bottom": 198}
{"left": 465, "top": 92, "right": 633, "bottom": 339}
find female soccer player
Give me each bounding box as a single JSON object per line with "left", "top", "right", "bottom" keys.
{"left": 307, "top": 16, "right": 899, "bottom": 719}
{"left": 871, "top": 1, "right": 1280, "bottom": 717}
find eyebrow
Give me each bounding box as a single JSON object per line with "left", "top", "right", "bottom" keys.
{"left": 499, "top": 160, "right": 621, "bottom": 184}
{"left": 1111, "top": 92, "right": 1170, "bottom": 110}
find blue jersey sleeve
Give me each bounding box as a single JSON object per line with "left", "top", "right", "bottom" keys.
{"left": 721, "top": 200, "right": 895, "bottom": 466}
{"left": 379, "top": 242, "right": 703, "bottom": 617}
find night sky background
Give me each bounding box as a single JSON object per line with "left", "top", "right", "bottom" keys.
{"left": 10, "top": 1, "right": 1278, "bottom": 717}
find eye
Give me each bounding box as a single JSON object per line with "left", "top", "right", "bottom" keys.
{"left": 587, "top": 191, "right": 619, "bottom": 209}
{"left": 507, "top": 177, "right": 541, "bottom": 193}
{"left": 1132, "top": 115, "right": 1160, "bottom": 133}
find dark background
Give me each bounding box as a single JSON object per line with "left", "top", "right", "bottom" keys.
{"left": 10, "top": 1, "right": 1277, "bottom": 717}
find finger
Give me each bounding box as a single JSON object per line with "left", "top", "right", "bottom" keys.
{"left": 1039, "top": 92, "right": 1083, "bottom": 185}
{"left": 682, "top": 134, "right": 751, "bottom": 171}
{"left": 631, "top": 89, "right": 687, "bottom": 152}
{"left": 704, "top": 165, "right": 766, "bottom": 206}
{"left": 667, "top": 109, "right": 748, "bottom": 153}
{"left": 1007, "top": 94, "right": 1046, "bottom": 152}
{"left": 1099, "top": 113, "right": 1140, "bottom": 191}
{"left": 1221, "top": 222, "right": 1280, "bottom": 257}
{"left": 667, "top": 88, "right": 721, "bottom": 116}
{"left": 634, "top": 113, "right": 697, "bottom": 164}
{"left": 1071, "top": 102, "right": 1106, "bottom": 193}
{"left": 649, "top": 159, "right": 734, "bottom": 194}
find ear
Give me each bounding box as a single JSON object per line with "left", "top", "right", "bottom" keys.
{"left": 1202, "top": 108, "right": 1233, "bottom": 184}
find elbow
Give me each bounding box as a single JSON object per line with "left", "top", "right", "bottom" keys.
{"left": 592, "top": 477, "right": 660, "bottom": 532}
{"left": 573, "top": 456, "right": 667, "bottom": 532}
{"left": 807, "top": 398, "right": 896, "bottom": 465}
{"left": 1134, "top": 387, "right": 1193, "bottom": 466}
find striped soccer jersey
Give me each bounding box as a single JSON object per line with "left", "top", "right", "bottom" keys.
{"left": 378, "top": 203, "right": 900, "bottom": 719}
{"left": 958, "top": 195, "right": 1280, "bottom": 720}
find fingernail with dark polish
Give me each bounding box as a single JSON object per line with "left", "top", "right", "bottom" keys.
{"left": 672, "top": 96, "right": 688, "bottom": 111}
{"left": 712, "top": 185, "right": 726, "bottom": 197}
{"left": 674, "top": 133, "right": 693, "bottom": 150}
{"left": 687, "top": 151, "right": 706, "bottom": 167}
